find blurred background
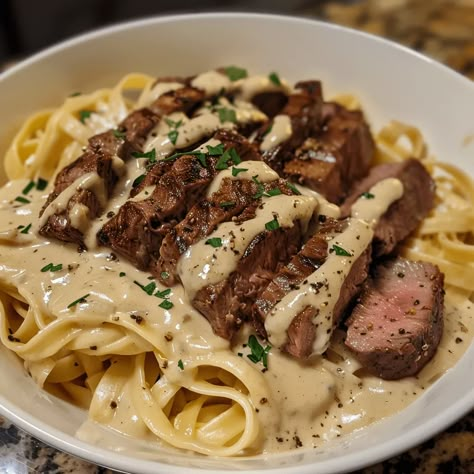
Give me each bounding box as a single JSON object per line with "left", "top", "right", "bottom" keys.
{"left": 1, "top": 0, "right": 473, "bottom": 79}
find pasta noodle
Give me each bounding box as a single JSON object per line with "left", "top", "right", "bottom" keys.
{"left": 0, "top": 73, "right": 472, "bottom": 457}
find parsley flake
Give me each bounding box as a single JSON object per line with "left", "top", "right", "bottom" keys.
{"left": 232, "top": 166, "right": 248, "bottom": 177}
{"left": 155, "top": 288, "right": 171, "bottom": 299}
{"left": 119, "top": 272, "right": 126, "bottom": 277}
{"left": 67, "top": 293, "right": 90, "bottom": 309}
{"left": 215, "top": 150, "right": 231, "bottom": 170}
{"left": 132, "top": 149, "right": 156, "bottom": 161}
{"left": 205, "top": 237, "right": 222, "bottom": 248}
{"left": 286, "top": 182, "right": 301, "bottom": 195}
{"left": 159, "top": 300, "right": 174, "bottom": 310}
{"left": 229, "top": 147, "right": 241, "bottom": 165}
{"left": 224, "top": 66, "right": 248, "bottom": 81}
{"left": 266, "top": 188, "right": 282, "bottom": 197}
{"left": 168, "top": 129, "right": 179, "bottom": 145}
{"left": 113, "top": 129, "right": 126, "bottom": 139}
{"left": 177, "top": 359, "right": 184, "bottom": 370}
{"left": 217, "top": 107, "right": 237, "bottom": 124}
{"left": 36, "top": 178, "right": 48, "bottom": 191}
{"left": 265, "top": 216, "right": 280, "bottom": 231}
{"left": 132, "top": 174, "right": 145, "bottom": 188}
{"left": 161, "top": 271, "right": 169, "bottom": 280}
{"left": 22, "top": 181, "right": 35, "bottom": 195}
{"left": 361, "top": 192, "right": 375, "bottom": 199}
{"left": 269, "top": 72, "right": 281, "bottom": 86}
{"left": 246, "top": 335, "right": 271, "bottom": 368}
{"left": 69, "top": 92, "right": 81, "bottom": 97}
{"left": 19, "top": 223, "right": 32, "bottom": 234}
{"left": 220, "top": 201, "right": 235, "bottom": 208}
{"left": 15, "top": 196, "right": 30, "bottom": 204}
{"left": 331, "top": 244, "right": 352, "bottom": 257}
{"left": 165, "top": 118, "right": 183, "bottom": 129}
{"left": 79, "top": 110, "right": 92, "bottom": 123}
{"left": 206, "top": 143, "right": 225, "bottom": 156}
{"left": 134, "top": 280, "right": 156, "bottom": 295}
{"left": 252, "top": 175, "right": 265, "bottom": 199}
{"left": 41, "top": 263, "right": 63, "bottom": 273}
{"left": 197, "top": 153, "right": 207, "bottom": 168}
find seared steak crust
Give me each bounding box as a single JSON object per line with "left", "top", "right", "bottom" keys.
{"left": 345, "top": 258, "right": 444, "bottom": 379}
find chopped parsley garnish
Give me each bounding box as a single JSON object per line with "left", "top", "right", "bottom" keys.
{"left": 132, "top": 149, "right": 156, "bottom": 161}
{"left": 161, "top": 271, "right": 169, "bottom": 280}
{"left": 252, "top": 175, "right": 265, "bottom": 199}
{"left": 19, "top": 223, "right": 32, "bottom": 234}
{"left": 205, "top": 237, "right": 223, "bottom": 248}
{"left": 224, "top": 66, "right": 248, "bottom": 81}
{"left": 41, "top": 263, "right": 63, "bottom": 273}
{"left": 155, "top": 288, "right": 171, "bottom": 299}
{"left": 266, "top": 188, "right": 282, "bottom": 197}
{"left": 265, "top": 216, "right": 280, "bottom": 231}
{"left": 69, "top": 92, "right": 81, "bottom": 97}
{"left": 36, "top": 178, "right": 48, "bottom": 191}
{"left": 263, "top": 124, "right": 273, "bottom": 136}
{"left": 220, "top": 201, "right": 235, "bottom": 208}
{"left": 197, "top": 153, "right": 207, "bottom": 168}
{"left": 229, "top": 147, "right": 241, "bottom": 165}
{"left": 168, "top": 129, "right": 179, "bottom": 145}
{"left": 246, "top": 335, "right": 271, "bottom": 368}
{"left": 15, "top": 196, "right": 30, "bottom": 204}
{"left": 217, "top": 107, "right": 237, "bottom": 124}
{"left": 361, "top": 192, "right": 375, "bottom": 199}
{"left": 134, "top": 280, "right": 156, "bottom": 295}
{"left": 79, "top": 110, "right": 92, "bottom": 123}
{"left": 113, "top": 129, "right": 126, "bottom": 139}
{"left": 232, "top": 166, "right": 248, "bottom": 177}
{"left": 286, "top": 182, "right": 301, "bottom": 195}
{"left": 132, "top": 174, "right": 145, "bottom": 188}
{"left": 331, "top": 244, "right": 352, "bottom": 257}
{"left": 22, "top": 181, "right": 35, "bottom": 195}
{"left": 215, "top": 150, "right": 231, "bottom": 170}
{"left": 159, "top": 300, "right": 174, "bottom": 310}
{"left": 269, "top": 72, "right": 281, "bottom": 86}
{"left": 206, "top": 143, "right": 225, "bottom": 156}
{"left": 67, "top": 293, "right": 90, "bottom": 309}
{"left": 177, "top": 359, "right": 184, "bottom": 370}
{"left": 119, "top": 272, "right": 126, "bottom": 277}
{"left": 165, "top": 118, "right": 183, "bottom": 129}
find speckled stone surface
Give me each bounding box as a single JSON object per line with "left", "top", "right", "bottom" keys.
{"left": 0, "top": 1, "right": 473, "bottom": 473}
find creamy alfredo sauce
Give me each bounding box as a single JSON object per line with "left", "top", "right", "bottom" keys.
{"left": 0, "top": 70, "right": 472, "bottom": 455}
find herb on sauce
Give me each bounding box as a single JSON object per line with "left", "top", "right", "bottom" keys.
{"left": 165, "top": 118, "right": 183, "bottom": 129}
{"left": 132, "top": 174, "right": 145, "bottom": 188}
{"left": 134, "top": 280, "right": 156, "bottom": 295}
{"left": 22, "top": 181, "right": 35, "bottom": 195}
{"left": 269, "top": 72, "right": 281, "bottom": 86}
{"left": 286, "top": 182, "right": 301, "bottom": 195}
{"left": 361, "top": 192, "right": 375, "bottom": 199}
{"left": 113, "top": 129, "right": 126, "bottom": 139}
{"left": 161, "top": 271, "right": 169, "bottom": 280}
{"left": 36, "top": 178, "right": 48, "bottom": 191}
{"left": 263, "top": 124, "right": 273, "bottom": 136}
{"left": 206, "top": 143, "right": 225, "bottom": 156}
{"left": 217, "top": 107, "right": 237, "bottom": 124}
{"left": 155, "top": 288, "right": 171, "bottom": 299}
{"left": 177, "top": 359, "right": 184, "bottom": 370}
{"left": 15, "top": 196, "right": 30, "bottom": 204}
{"left": 159, "top": 300, "right": 174, "bottom": 310}
{"left": 229, "top": 147, "right": 241, "bottom": 165}
{"left": 196, "top": 153, "right": 207, "bottom": 168}
{"left": 224, "top": 66, "right": 248, "bottom": 81}
{"left": 266, "top": 188, "right": 282, "bottom": 197}
{"left": 205, "top": 237, "right": 222, "bottom": 248}
{"left": 119, "top": 272, "right": 126, "bottom": 277}
{"left": 247, "top": 335, "right": 271, "bottom": 368}
{"left": 41, "top": 263, "right": 63, "bottom": 272}
{"left": 132, "top": 149, "right": 156, "bottom": 160}
{"left": 265, "top": 216, "right": 280, "bottom": 231}
{"left": 79, "top": 110, "right": 92, "bottom": 123}
{"left": 69, "top": 92, "right": 81, "bottom": 97}
{"left": 220, "top": 201, "right": 235, "bottom": 208}
{"left": 215, "top": 150, "right": 231, "bottom": 170}
{"left": 232, "top": 166, "right": 248, "bottom": 177}
{"left": 331, "top": 244, "right": 352, "bottom": 257}
{"left": 252, "top": 175, "right": 265, "bottom": 199}
{"left": 67, "top": 293, "right": 90, "bottom": 308}
{"left": 19, "top": 223, "right": 32, "bottom": 234}
{"left": 168, "top": 129, "right": 179, "bottom": 145}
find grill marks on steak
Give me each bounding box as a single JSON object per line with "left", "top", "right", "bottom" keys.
{"left": 254, "top": 218, "right": 371, "bottom": 358}
{"left": 149, "top": 85, "right": 205, "bottom": 117}
{"left": 193, "top": 222, "right": 307, "bottom": 341}
{"left": 39, "top": 108, "right": 160, "bottom": 248}
{"left": 254, "top": 81, "right": 323, "bottom": 174}
{"left": 158, "top": 177, "right": 295, "bottom": 286}
{"left": 341, "top": 158, "right": 435, "bottom": 256}
{"left": 97, "top": 130, "right": 261, "bottom": 275}
{"left": 345, "top": 258, "right": 444, "bottom": 379}
{"left": 284, "top": 102, "right": 375, "bottom": 204}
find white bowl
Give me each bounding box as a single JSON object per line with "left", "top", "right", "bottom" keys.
{"left": 0, "top": 12, "right": 473, "bottom": 474}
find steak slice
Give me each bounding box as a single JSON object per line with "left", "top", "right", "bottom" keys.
{"left": 97, "top": 130, "right": 261, "bottom": 275}
{"left": 158, "top": 176, "right": 295, "bottom": 286}
{"left": 254, "top": 217, "right": 371, "bottom": 358}
{"left": 253, "top": 81, "right": 323, "bottom": 174}
{"left": 283, "top": 102, "right": 375, "bottom": 204}
{"left": 251, "top": 91, "right": 288, "bottom": 118}
{"left": 149, "top": 85, "right": 205, "bottom": 117}
{"left": 341, "top": 158, "right": 435, "bottom": 256}
{"left": 39, "top": 108, "right": 159, "bottom": 248}
{"left": 345, "top": 258, "right": 444, "bottom": 379}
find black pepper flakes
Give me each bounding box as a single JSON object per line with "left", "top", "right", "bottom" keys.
{"left": 110, "top": 401, "right": 118, "bottom": 409}
{"left": 90, "top": 345, "right": 97, "bottom": 350}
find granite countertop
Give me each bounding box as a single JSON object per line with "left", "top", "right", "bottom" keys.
{"left": 0, "top": 0, "right": 473, "bottom": 473}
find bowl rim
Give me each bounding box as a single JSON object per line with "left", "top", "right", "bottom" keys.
{"left": 0, "top": 11, "right": 472, "bottom": 474}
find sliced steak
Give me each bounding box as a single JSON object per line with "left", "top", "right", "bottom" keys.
{"left": 345, "top": 258, "right": 444, "bottom": 379}
{"left": 251, "top": 91, "right": 288, "bottom": 118}
{"left": 158, "top": 177, "right": 295, "bottom": 286}
{"left": 254, "top": 217, "right": 371, "bottom": 358}
{"left": 97, "top": 130, "right": 261, "bottom": 275}
{"left": 253, "top": 81, "right": 323, "bottom": 173}
{"left": 149, "top": 85, "right": 205, "bottom": 117}
{"left": 39, "top": 108, "right": 159, "bottom": 248}
{"left": 341, "top": 158, "right": 435, "bottom": 256}
{"left": 283, "top": 102, "right": 374, "bottom": 203}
